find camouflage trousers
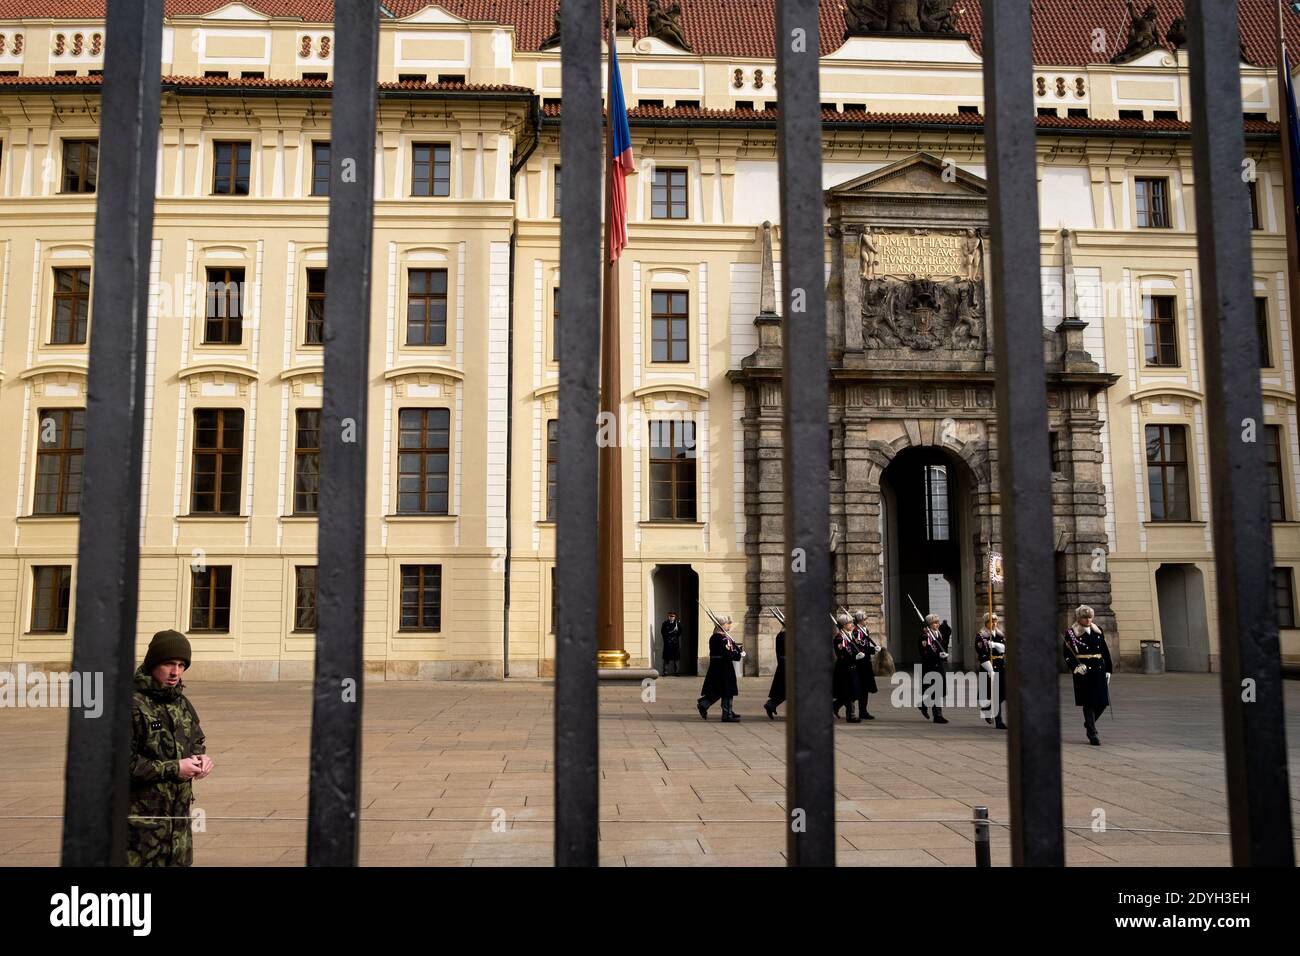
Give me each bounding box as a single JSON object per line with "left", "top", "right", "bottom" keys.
{"left": 126, "top": 806, "right": 194, "bottom": 867}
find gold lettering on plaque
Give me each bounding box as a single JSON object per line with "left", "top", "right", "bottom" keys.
{"left": 874, "top": 231, "right": 966, "bottom": 279}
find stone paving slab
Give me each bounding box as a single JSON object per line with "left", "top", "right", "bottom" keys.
{"left": 1, "top": 673, "right": 1297, "bottom": 866}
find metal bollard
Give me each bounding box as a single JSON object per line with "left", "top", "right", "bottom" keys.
{"left": 974, "top": 806, "right": 991, "bottom": 867}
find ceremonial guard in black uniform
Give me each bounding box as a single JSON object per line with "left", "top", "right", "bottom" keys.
{"left": 1062, "top": 604, "right": 1112, "bottom": 745}
{"left": 851, "top": 610, "right": 878, "bottom": 720}
{"left": 832, "top": 613, "right": 862, "bottom": 723}
{"left": 660, "top": 611, "right": 682, "bottom": 676}
{"left": 763, "top": 627, "right": 786, "bottom": 719}
{"left": 697, "top": 614, "right": 743, "bottom": 722}
{"left": 975, "top": 612, "right": 1007, "bottom": 729}
{"left": 918, "top": 613, "right": 950, "bottom": 724}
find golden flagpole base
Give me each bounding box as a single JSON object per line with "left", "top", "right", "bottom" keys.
{"left": 596, "top": 649, "right": 631, "bottom": 668}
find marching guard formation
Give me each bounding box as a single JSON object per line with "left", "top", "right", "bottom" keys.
{"left": 687, "top": 601, "right": 1115, "bottom": 746}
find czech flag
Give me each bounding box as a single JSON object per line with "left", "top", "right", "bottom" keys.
{"left": 609, "top": 42, "right": 634, "bottom": 263}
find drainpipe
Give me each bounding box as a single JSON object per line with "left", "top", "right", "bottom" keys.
{"left": 502, "top": 98, "right": 542, "bottom": 679}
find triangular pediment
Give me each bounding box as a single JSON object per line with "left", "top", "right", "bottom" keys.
{"left": 827, "top": 152, "right": 986, "bottom": 200}
{"left": 399, "top": 5, "right": 475, "bottom": 25}
{"left": 200, "top": 3, "right": 271, "bottom": 21}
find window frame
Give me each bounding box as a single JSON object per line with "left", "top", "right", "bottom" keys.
{"left": 1135, "top": 175, "right": 1171, "bottom": 229}
{"left": 293, "top": 407, "right": 321, "bottom": 515}
{"left": 50, "top": 266, "right": 91, "bottom": 346}
{"left": 650, "top": 289, "right": 690, "bottom": 363}
{"left": 33, "top": 407, "right": 86, "bottom": 515}
{"left": 1142, "top": 294, "right": 1179, "bottom": 368}
{"left": 30, "top": 565, "right": 72, "bottom": 633}
{"left": 304, "top": 268, "right": 326, "bottom": 346}
{"left": 293, "top": 565, "right": 318, "bottom": 632}
{"left": 1264, "top": 424, "right": 1287, "bottom": 523}
{"left": 411, "top": 142, "right": 451, "bottom": 198}
{"left": 1256, "top": 296, "right": 1271, "bottom": 368}
{"left": 546, "top": 418, "right": 558, "bottom": 521}
{"left": 60, "top": 138, "right": 98, "bottom": 193}
{"left": 405, "top": 268, "right": 449, "bottom": 347}
{"left": 189, "top": 565, "right": 233, "bottom": 632}
{"left": 212, "top": 139, "right": 252, "bottom": 196}
{"left": 651, "top": 167, "right": 689, "bottom": 220}
{"left": 1145, "top": 423, "right": 1192, "bottom": 522}
{"left": 647, "top": 419, "right": 698, "bottom": 522}
{"left": 553, "top": 164, "right": 561, "bottom": 217}
{"left": 396, "top": 407, "right": 451, "bottom": 515}
{"left": 204, "top": 266, "right": 245, "bottom": 346}
{"left": 398, "top": 564, "right": 443, "bottom": 632}
{"left": 1275, "top": 567, "right": 1296, "bottom": 629}
{"left": 310, "top": 140, "right": 330, "bottom": 197}
{"left": 190, "top": 408, "right": 244, "bottom": 516}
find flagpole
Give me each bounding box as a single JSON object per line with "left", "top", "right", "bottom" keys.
{"left": 597, "top": 10, "right": 629, "bottom": 668}
{"left": 1277, "top": 1, "right": 1300, "bottom": 387}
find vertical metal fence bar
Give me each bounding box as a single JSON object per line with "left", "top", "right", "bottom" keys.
{"left": 1185, "top": 0, "right": 1295, "bottom": 866}
{"left": 59, "top": 0, "right": 164, "bottom": 867}
{"left": 306, "top": 0, "right": 379, "bottom": 867}
{"left": 981, "top": 2, "right": 1065, "bottom": 867}
{"left": 775, "top": 0, "right": 836, "bottom": 867}
{"left": 554, "top": 0, "right": 602, "bottom": 867}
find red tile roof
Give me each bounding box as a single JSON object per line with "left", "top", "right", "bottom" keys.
{"left": 0, "top": 72, "right": 532, "bottom": 93}
{"left": 0, "top": 2, "right": 1295, "bottom": 66}
{"left": 540, "top": 99, "right": 1280, "bottom": 135}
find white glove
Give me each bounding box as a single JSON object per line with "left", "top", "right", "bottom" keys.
{"left": 939, "top": 652, "right": 949, "bottom": 660}
{"left": 740, "top": 651, "right": 747, "bottom": 658}
{"left": 1073, "top": 664, "right": 1088, "bottom": 676}
{"left": 990, "top": 642, "right": 1005, "bottom": 654}
{"left": 855, "top": 652, "right": 866, "bottom": 660}
{"left": 980, "top": 660, "right": 993, "bottom": 675}
{"left": 1105, "top": 672, "right": 1111, "bottom": 685}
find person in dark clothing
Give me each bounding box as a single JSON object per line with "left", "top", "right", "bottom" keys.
{"left": 763, "top": 627, "right": 786, "bottom": 719}
{"left": 832, "top": 613, "right": 862, "bottom": 723}
{"left": 661, "top": 611, "right": 682, "bottom": 676}
{"left": 1063, "top": 604, "right": 1113, "bottom": 745}
{"left": 919, "top": 613, "right": 950, "bottom": 724}
{"left": 697, "top": 613, "right": 743, "bottom": 722}
{"left": 851, "top": 610, "right": 878, "bottom": 720}
{"left": 975, "top": 612, "right": 1007, "bottom": 729}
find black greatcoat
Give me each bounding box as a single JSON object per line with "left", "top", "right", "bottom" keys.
{"left": 919, "top": 626, "right": 949, "bottom": 676}
{"left": 832, "top": 629, "right": 861, "bottom": 703}
{"left": 976, "top": 627, "right": 1007, "bottom": 704}
{"left": 661, "top": 619, "right": 682, "bottom": 662}
{"left": 700, "top": 630, "right": 740, "bottom": 699}
{"left": 852, "top": 626, "right": 878, "bottom": 694}
{"left": 1063, "top": 624, "right": 1112, "bottom": 711}
{"left": 766, "top": 630, "right": 786, "bottom": 702}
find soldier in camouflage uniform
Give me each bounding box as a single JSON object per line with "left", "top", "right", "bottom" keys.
{"left": 128, "top": 629, "right": 211, "bottom": 867}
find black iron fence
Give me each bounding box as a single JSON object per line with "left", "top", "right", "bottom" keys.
{"left": 59, "top": 0, "right": 1293, "bottom": 867}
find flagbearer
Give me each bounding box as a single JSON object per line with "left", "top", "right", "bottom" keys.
{"left": 1063, "top": 605, "right": 1113, "bottom": 745}
{"left": 975, "top": 612, "right": 1007, "bottom": 729}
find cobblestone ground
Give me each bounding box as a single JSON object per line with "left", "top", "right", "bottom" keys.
{"left": 1, "top": 672, "right": 1297, "bottom": 866}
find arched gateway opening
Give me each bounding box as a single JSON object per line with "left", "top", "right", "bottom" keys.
{"left": 881, "top": 445, "right": 978, "bottom": 668}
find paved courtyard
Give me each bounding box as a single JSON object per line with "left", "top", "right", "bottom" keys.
{"left": 1, "top": 672, "right": 1298, "bottom": 866}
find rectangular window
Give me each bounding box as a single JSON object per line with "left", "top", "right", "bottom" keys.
{"left": 51, "top": 267, "right": 91, "bottom": 345}
{"left": 61, "top": 138, "right": 98, "bottom": 193}
{"left": 1257, "top": 297, "right": 1271, "bottom": 367}
{"left": 1135, "top": 176, "right": 1170, "bottom": 228}
{"left": 406, "top": 269, "right": 448, "bottom": 345}
{"left": 1265, "top": 425, "right": 1286, "bottom": 522}
{"left": 311, "top": 141, "right": 330, "bottom": 196}
{"left": 305, "top": 268, "right": 326, "bottom": 345}
{"left": 552, "top": 286, "right": 560, "bottom": 361}
{"left": 205, "top": 267, "right": 245, "bottom": 345}
{"left": 650, "top": 290, "right": 689, "bottom": 362}
{"left": 924, "top": 464, "right": 950, "bottom": 541}
{"left": 212, "top": 140, "right": 251, "bottom": 195}
{"left": 399, "top": 564, "right": 442, "bottom": 631}
{"left": 293, "top": 408, "right": 321, "bottom": 515}
{"left": 34, "top": 408, "right": 86, "bottom": 515}
{"left": 546, "top": 419, "right": 558, "bottom": 521}
{"left": 1143, "top": 295, "right": 1178, "bottom": 367}
{"left": 550, "top": 567, "right": 557, "bottom": 634}
{"left": 398, "top": 73, "right": 427, "bottom": 84}
{"left": 190, "top": 566, "right": 232, "bottom": 632}
{"left": 30, "top": 566, "right": 72, "bottom": 633}
{"left": 294, "top": 566, "right": 317, "bottom": 632}
{"left": 1049, "top": 430, "right": 1065, "bottom": 476}
{"left": 1247, "top": 178, "right": 1261, "bottom": 230}
{"left": 411, "top": 142, "right": 451, "bottom": 197}
{"left": 553, "top": 165, "right": 561, "bottom": 217}
{"left": 648, "top": 419, "right": 697, "bottom": 521}
{"left": 1276, "top": 568, "right": 1296, "bottom": 628}
{"left": 191, "top": 408, "right": 244, "bottom": 515}
{"left": 1145, "top": 424, "right": 1191, "bottom": 521}
{"left": 397, "top": 408, "right": 450, "bottom": 515}
{"left": 651, "top": 167, "right": 688, "bottom": 219}
{"left": 829, "top": 428, "right": 838, "bottom": 478}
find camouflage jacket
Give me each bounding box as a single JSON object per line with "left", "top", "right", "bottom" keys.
{"left": 127, "top": 667, "right": 205, "bottom": 866}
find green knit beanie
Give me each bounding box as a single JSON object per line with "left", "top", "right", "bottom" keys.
{"left": 144, "top": 629, "right": 192, "bottom": 672}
